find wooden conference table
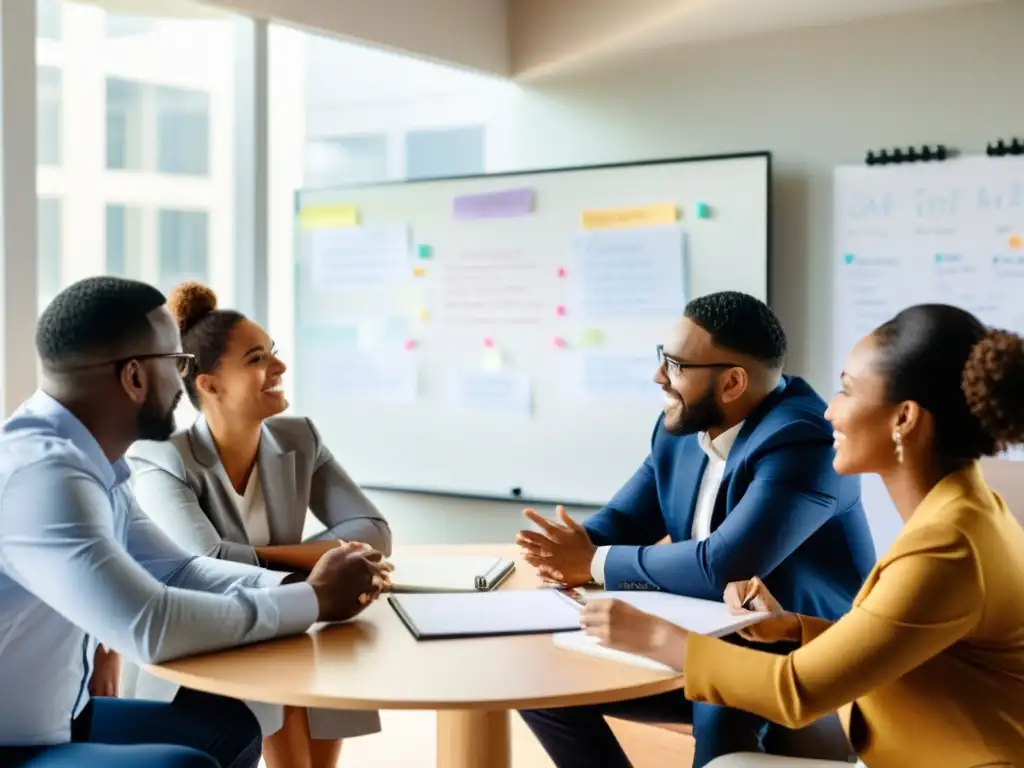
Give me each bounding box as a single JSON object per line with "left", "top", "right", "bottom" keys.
{"left": 147, "top": 544, "right": 685, "bottom": 768}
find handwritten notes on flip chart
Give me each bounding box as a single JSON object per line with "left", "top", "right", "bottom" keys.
{"left": 448, "top": 371, "right": 532, "bottom": 417}
{"left": 315, "top": 352, "right": 417, "bottom": 403}
{"left": 310, "top": 224, "right": 410, "bottom": 291}
{"left": 571, "top": 227, "right": 687, "bottom": 318}
{"left": 441, "top": 247, "right": 545, "bottom": 326}
{"left": 453, "top": 188, "right": 534, "bottom": 220}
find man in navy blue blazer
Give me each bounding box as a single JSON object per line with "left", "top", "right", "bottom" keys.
{"left": 516, "top": 291, "right": 876, "bottom": 768}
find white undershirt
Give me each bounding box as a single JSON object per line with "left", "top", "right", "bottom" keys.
{"left": 590, "top": 421, "right": 745, "bottom": 585}
{"left": 221, "top": 465, "right": 271, "bottom": 548}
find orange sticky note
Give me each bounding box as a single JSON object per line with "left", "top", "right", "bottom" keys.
{"left": 1010, "top": 235, "right": 1023, "bottom": 249}
{"left": 581, "top": 202, "right": 678, "bottom": 230}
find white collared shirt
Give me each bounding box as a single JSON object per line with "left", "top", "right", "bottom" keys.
{"left": 0, "top": 392, "right": 318, "bottom": 746}
{"left": 590, "top": 421, "right": 745, "bottom": 585}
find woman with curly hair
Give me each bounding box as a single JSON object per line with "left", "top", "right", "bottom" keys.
{"left": 578, "top": 304, "right": 1024, "bottom": 768}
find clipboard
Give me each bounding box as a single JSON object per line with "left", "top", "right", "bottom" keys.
{"left": 387, "top": 554, "right": 516, "bottom": 593}
{"left": 387, "top": 590, "right": 581, "bottom": 640}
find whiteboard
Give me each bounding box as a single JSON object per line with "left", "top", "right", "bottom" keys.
{"left": 292, "top": 153, "right": 770, "bottom": 505}
{"left": 833, "top": 155, "right": 1024, "bottom": 550}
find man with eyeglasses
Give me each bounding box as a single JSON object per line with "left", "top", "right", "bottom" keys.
{"left": 0, "top": 277, "right": 391, "bottom": 767}
{"left": 516, "top": 291, "right": 875, "bottom": 768}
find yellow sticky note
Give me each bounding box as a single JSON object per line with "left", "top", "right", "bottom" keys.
{"left": 581, "top": 203, "right": 677, "bottom": 230}
{"left": 413, "top": 266, "right": 427, "bottom": 278}
{"left": 1010, "top": 235, "right": 1023, "bottom": 249}
{"left": 298, "top": 204, "right": 359, "bottom": 229}
{"left": 579, "top": 329, "right": 605, "bottom": 348}
{"left": 482, "top": 348, "right": 504, "bottom": 373}
{"left": 416, "top": 307, "right": 429, "bottom": 322}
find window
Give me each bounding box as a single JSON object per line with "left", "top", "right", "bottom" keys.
{"left": 405, "top": 126, "right": 485, "bottom": 180}
{"left": 105, "top": 15, "right": 157, "bottom": 38}
{"left": 37, "top": 0, "right": 62, "bottom": 41}
{"left": 38, "top": 199, "right": 62, "bottom": 309}
{"left": 158, "top": 209, "right": 209, "bottom": 290}
{"left": 304, "top": 134, "right": 389, "bottom": 189}
{"left": 155, "top": 86, "right": 210, "bottom": 175}
{"left": 37, "top": 2, "right": 247, "bottom": 314}
{"left": 106, "top": 79, "right": 144, "bottom": 171}
{"left": 105, "top": 205, "right": 144, "bottom": 278}
{"left": 37, "top": 68, "right": 62, "bottom": 167}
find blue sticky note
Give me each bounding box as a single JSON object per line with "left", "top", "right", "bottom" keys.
{"left": 417, "top": 244, "right": 433, "bottom": 260}
{"left": 843, "top": 253, "right": 855, "bottom": 264}
{"left": 695, "top": 202, "right": 711, "bottom": 219}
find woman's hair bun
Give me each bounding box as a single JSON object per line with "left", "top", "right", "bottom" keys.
{"left": 963, "top": 328, "right": 1024, "bottom": 453}
{"left": 167, "top": 281, "right": 218, "bottom": 336}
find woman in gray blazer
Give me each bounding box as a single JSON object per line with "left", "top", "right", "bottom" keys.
{"left": 127, "top": 281, "right": 392, "bottom": 768}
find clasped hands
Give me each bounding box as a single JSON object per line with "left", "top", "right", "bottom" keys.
{"left": 307, "top": 540, "right": 394, "bottom": 623}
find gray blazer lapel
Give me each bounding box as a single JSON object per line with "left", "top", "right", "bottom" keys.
{"left": 188, "top": 418, "right": 248, "bottom": 543}
{"left": 257, "top": 425, "right": 298, "bottom": 544}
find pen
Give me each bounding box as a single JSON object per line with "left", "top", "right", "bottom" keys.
{"left": 740, "top": 583, "right": 757, "bottom": 611}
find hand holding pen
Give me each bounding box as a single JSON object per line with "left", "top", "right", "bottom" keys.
{"left": 722, "top": 577, "right": 802, "bottom": 644}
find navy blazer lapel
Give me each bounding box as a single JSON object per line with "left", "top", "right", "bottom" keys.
{"left": 257, "top": 425, "right": 297, "bottom": 544}
{"left": 713, "top": 377, "right": 790, "bottom": 531}
{"left": 676, "top": 438, "right": 709, "bottom": 541}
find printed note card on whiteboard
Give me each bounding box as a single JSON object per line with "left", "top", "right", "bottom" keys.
{"left": 571, "top": 226, "right": 688, "bottom": 318}
{"left": 310, "top": 224, "right": 411, "bottom": 291}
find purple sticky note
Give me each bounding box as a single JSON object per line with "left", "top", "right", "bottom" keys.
{"left": 452, "top": 188, "right": 534, "bottom": 220}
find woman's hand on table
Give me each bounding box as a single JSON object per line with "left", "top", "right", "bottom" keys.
{"left": 723, "top": 577, "right": 801, "bottom": 644}
{"left": 579, "top": 599, "right": 688, "bottom": 672}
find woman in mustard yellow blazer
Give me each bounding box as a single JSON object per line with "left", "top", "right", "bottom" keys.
{"left": 578, "top": 304, "right": 1024, "bottom": 768}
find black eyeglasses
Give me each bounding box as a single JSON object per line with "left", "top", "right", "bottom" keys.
{"left": 117, "top": 353, "right": 196, "bottom": 377}
{"left": 656, "top": 345, "right": 741, "bottom": 377}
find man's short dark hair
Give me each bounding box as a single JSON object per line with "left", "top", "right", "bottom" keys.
{"left": 684, "top": 291, "right": 787, "bottom": 369}
{"left": 36, "top": 276, "right": 167, "bottom": 368}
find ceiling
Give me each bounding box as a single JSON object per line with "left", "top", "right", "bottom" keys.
{"left": 509, "top": 0, "right": 999, "bottom": 79}
{"left": 76, "top": 0, "right": 1001, "bottom": 79}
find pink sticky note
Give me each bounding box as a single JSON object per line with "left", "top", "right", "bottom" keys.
{"left": 403, "top": 339, "right": 417, "bottom": 351}
{"left": 552, "top": 336, "right": 567, "bottom": 349}
{"left": 556, "top": 267, "right": 567, "bottom": 278}
{"left": 556, "top": 304, "right": 567, "bottom": 317}
{"left": 483, "top": 337, "right": 494, "bottom": 349}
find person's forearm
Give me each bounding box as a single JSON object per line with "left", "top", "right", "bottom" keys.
{"left": 255, "top": 540, "right": 340, "bottom": 573}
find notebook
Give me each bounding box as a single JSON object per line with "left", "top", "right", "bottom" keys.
{"left": 552, "top": 590, "right": 770, "bottom": 671}
{"left": 387, "top": 554, "right": 515, "bottom": 593}
{"left": 388, "top": 589, "right": 581, "bottom": 640}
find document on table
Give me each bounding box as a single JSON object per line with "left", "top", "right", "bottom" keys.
{"left": 553, "top": 591, "right": 769, "bottom": 672}
{"left": 388, "top": 590, "right": 581, "bottom": 640}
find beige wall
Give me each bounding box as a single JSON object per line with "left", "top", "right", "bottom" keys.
{"left": 366, "top": 1, "right": 1024, "bottom": 548}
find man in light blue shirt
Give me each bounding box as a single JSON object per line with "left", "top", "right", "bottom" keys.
{"left": 0, "top": 277, "right": 390, "bottom": 767}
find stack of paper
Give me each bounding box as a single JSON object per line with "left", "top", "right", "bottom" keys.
{"left": 553, "top": 591, "right": 769, "bottom": 671}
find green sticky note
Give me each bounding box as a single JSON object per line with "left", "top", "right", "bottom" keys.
{"left": 417, "top": 244, "right": 433, "bottom": 260}
{"left": 695, "top": 202, "right": 711, "bottom": 219}
{"left": 579, "top": 329, "right": 605, "bottom": 348}
{"left": 843, "top": 254, "right": 855, "bottom": 264}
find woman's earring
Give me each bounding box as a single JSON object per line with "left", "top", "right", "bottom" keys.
{"left": 892, "top": 429, "right": 904, "bottom": 464}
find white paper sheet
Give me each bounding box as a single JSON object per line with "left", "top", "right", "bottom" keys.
{"left": 448, "top": 371, "right": 532, "bottom": 417}
{"left": 571, "top": 226, "right": 687, "bottom": 318}
{"left": 313, "top": 351, "right": 417, "bottom": 402}
{"left": 567, "top": 351, "right": 660, "bottom": 402}
{"left": 390, "top": 590, "right": 581, "bottom": 638}
{"left": 309, "top": 224, "right": 411, "bottom": 291}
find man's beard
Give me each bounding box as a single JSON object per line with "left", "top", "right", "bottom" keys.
{"left": 664, "top": 383, "right": 725, "bottom": 436}
{"left": 136, "top": 390, "right": 181, "bottom": 442}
